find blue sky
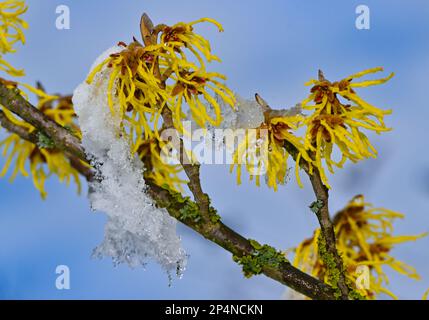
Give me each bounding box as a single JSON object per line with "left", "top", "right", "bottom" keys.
{"left": 1, "top": 0, "right": 429, "bottom": 299}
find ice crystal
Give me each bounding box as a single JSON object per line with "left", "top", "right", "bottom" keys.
{"left": 72, "top": 46, "right": 186, "bottom": 275}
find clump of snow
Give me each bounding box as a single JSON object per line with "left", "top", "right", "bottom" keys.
{"left": 234, "top": 95, "right": 265, "bottom": 129}
{"left": 198, "top": 95, "right": 302, "bottom": 150}
{"left": 72, "top": 46, "right": 186, "bottom": 276}
{"left": 265, "top": 103, "right": 303, "bottom": 118}
{"left": 185, "top": 94, "right": 263, "bottom": 153}
{"left": 185, "top": 94, "right": 302, "bottom": 165}
{"left": 194, "top": 94, "right": 264, "bottom": 131}
{"left": 199, "top": 94, "right": 301, "bottom": 133}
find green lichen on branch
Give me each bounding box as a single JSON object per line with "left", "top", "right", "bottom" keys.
{"left": 160, "top": 185, "right": 221, "bottom": 224}
{"left": 233, "top": 240, "right": 288, "bottom": 278}
{"left": 310, "top": 199, "right": 324, "bottom": 214}
{"left": 179, "top": 199, "right": 201, "bottom": 223}
{"left": 348, "top": 287, "right": 366, "bottom": 300}
{"left": 63, "top": 125, "right": 79, "bottom": 138}
{"left": 208, "top": 206, "right": 221, "bottom": 223}
{"left": 36, "top": 131, "right": 55, "bottom": 149}
{"left": 317, "top": 233, "right": 343, "bottom": 299}
{"left": 317, "top": 233, "right": 365, "bottom": 300}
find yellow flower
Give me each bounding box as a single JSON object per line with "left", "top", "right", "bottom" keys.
{"left": 160, "top": 18, "right": 224, "bottom": 69}
{"left": 0, "top": 82, "right": 84, "bottom": 199}
{"left": 160, "top": 18, "right": 235, "bottom": 132}
{"left": 169, "top": 69, "right": 235, "bottom": 132}
{"left": 230, "top": 112, "right": 311, "bottom": 190}
{"left": 0, "top": 0, "right": 28, "bottom": 76}
{"left": 87, "top": 41, "right": 169, "bottom": 148}
{"left": 293, "top": 195, "right": 426, "bottom": 299}
{"left": 88, "top": 17, "right": 235, "bottom": 147}
{"left": 136, "top": 136, "right": 187, "bottom": 192}
{"left": 302, "top": 68, "right": 394, "bottom": 188}
{"left": 423, "top": 288, "right": 429, "bottom": 300}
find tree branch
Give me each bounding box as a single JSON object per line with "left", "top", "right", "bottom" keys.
{"left": 259, "top": 90, "right": 350, "bottom": 299}
{"left": 284, "top": 140, "right": 350, "bottom": 299}
{"left": 0, "top": 84, "right": 86, "bottom": 161}
{"left": 0, "top": 83, "right": 337, "bottom": 299}
{"left": 307, "top": 166, "right": 350, "bottom": 299}
{"left": 0, "top": 109, "right": 38, "bottom": 143}
{"left": 161, "top": 107, "right": 212, "bottom": 223}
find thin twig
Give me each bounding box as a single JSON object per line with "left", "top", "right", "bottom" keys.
{"left": 307, "top": 166, "right": 350, "bottom": 299}
{"left": 161, "top": 107, "right": 212, "bottom": 222}
{"left": 0, "top": 109, "right": 38, "bottom": 143}
{"left": 283, "top": 139, "right": 350, "bottom": 299}
{"left": 0, "top": 84, "right": 86, "bottom": 161}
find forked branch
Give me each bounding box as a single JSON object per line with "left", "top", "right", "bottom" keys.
{"left": 0, "top": 82, "right": 337, "bottom": 300}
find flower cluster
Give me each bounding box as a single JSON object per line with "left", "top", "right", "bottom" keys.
{"left": 87, "top": 41, "right": 169, "bottom": 146}
{"left": 0, "top": 82, "right": 84, "bottom": 198}
{"left": 293, "top": 195, "right": 426, "bottom": 299}
{"left": 0, "top": 0, "right": 27, "bottom": 76}
{"left": 231, "top": 68, "right": 393, "bottom": 190}
{"left": 85, "top": 18, "right": 236, "bottom": 192}
{"left": 301, "top": 68, "right": 393, "bottom": 188}
{"left": 161, "top": 19, "right": 235, "bottom": 132}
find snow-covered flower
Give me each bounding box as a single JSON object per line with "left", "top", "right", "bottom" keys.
{"left": 86, "top": 41, "right": 169, "bottom": 145}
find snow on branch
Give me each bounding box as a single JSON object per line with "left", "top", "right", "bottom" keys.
{"left": 73, "top": 47, "right": 186, "bottom": 275}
